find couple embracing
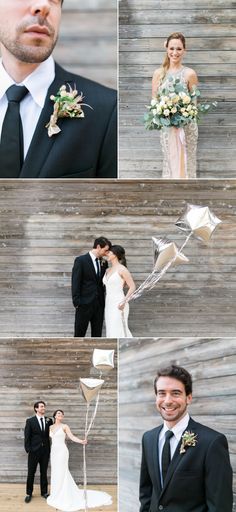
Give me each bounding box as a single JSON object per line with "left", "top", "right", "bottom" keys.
{"left": 72, "top": 237, "right": 136, "bottom": 338}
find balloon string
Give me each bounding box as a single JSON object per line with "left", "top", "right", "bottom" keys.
{"left": 121, "top": 310, "right": 128, "bottom": 337}
{"left": 83, "top": 403, "right": 89, "bottom": 512}
{"left": 125, "top": 231, "right": 193, "bottom": 303}
{"left": 83, "top": 393, "right": 101, "bottom": 512}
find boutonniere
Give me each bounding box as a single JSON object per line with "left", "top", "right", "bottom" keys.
{"left": 100, "top": 258, "right": 107, "bottom": 267}
{"left": 46, "top": 83, "right": 92, "bottom": 137}
{"left": 180, "top": 431, "right": 197, "bottom": 454}
{"left": 45, "top": 418, "right": 51, "bottom": 423}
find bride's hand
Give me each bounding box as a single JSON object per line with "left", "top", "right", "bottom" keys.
{"left": 80, "top": 438, "right": 88, "bottom": 445}
{"left": 118, "top": 302, "right": 125, "bottom": 310}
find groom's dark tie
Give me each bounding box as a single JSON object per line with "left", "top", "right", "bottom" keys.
{"left": 0, "top": 84, "right": 28, "bottom": 177}
{"left": 161, "top": 430, "right": 174, "bottom": 483}
{"left": 40, "top": 418, "right": 45, "bottom": 432}
{"left": 95, "top": 257, "right": 100, "bottom": 277}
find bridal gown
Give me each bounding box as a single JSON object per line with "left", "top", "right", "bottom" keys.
{"left": 159, "top": 67, "right": 198, "bottom": 179}
{"left": 103, "top": 271, "right": 132, "bottom": 337}
{"left": 47, "top": 427, "right": 112, "bottom": 511}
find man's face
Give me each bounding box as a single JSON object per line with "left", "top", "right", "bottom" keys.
{"left": 155, "top": 376, "right": 192, "bottom": 427}
{"left": 97, "top": 245, "right": 110, "bottom": 258}
{"left": 35, "top": 402, "right": 46, "bottom": 415}
{"left": 0, "top": 0, "right": 62, "bottom": 64}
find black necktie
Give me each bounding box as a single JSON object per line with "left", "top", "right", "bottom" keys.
{"left": 40, "top": 418, "right": 45, "bottom": 432}
{"left": 95, "top": 257, "right": 100, "bottom": 276}
{"left": 161, "top": 430, "right": 174, "bottom": 483}
{"left": 0, "top": 84, "right": 28, "bottom": 177}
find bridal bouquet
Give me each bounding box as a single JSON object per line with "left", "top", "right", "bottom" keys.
{"left": 144, "top": 77, "right": 217, "bottom": 130}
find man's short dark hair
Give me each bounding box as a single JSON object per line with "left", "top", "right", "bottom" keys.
{"left": 93, "top": 237, "right": 111, "bottom": 250}
{"left": 154, "top": 364, "right": 192, "bottom": 396}
{"left": 34, "top": 400, "right": 46, "bottom": 412}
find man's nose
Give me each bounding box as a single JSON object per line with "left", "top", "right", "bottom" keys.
{"left": 30, "top": 0, "right": 50, "bottom": 17}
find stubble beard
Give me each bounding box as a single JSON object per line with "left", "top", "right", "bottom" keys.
{"left": 0, "top": 17, "right": 58, "bottom": 64}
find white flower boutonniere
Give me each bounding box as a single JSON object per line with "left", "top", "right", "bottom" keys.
{"left": 180, "top": 431, "right": 197, "bottom": 454}
{"left": 100, "top": 258, "right": 107, "bottom": 268}
{"left": 46, "top": 83, "right": 92, "bottom": 137}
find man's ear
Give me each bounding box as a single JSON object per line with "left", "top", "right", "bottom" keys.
{"left": 186, "top": 393, "right": 192, "bottom": 406}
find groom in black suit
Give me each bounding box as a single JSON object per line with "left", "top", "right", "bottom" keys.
{"left": 140, "top": 364, "right": 233, "bottom": 512}
{"left": 72, "top": 236, "right": 111, "bottom": 337}
{"left": 24, "top": 400, "right": 53, "bottom": 503}
{"left": 0, "top": 0, "right": 117, "bottom": 178}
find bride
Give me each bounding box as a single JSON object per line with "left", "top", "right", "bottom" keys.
{"left": 47, "top": 409, "right": 112, "bottom": 511}
{"left": 103, "top": 245, "right": 136, "bottom": 337}
{"left": 152, "top": 32, "right": 199, "bottom": 179}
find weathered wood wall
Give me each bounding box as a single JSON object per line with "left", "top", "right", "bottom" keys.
{"left": 0, "top": 338, "right": 117, "bottom": 484}
{"left": 56, "top": 0, "right": 117, "bottom": 88}
{"left": 119, "top": 337, "right": 236, "bottom": 512}
{"left": 0, "top": 0, "right": 117, "bottom": 89}
{"left": 119, "top": 0, "right": 236, "bottom": 178}
{"left": 0, "top": 180, "right": 235, "bottom": 337}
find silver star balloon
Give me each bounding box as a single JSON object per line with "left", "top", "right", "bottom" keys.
{"left": 92, "top": 349, "right": 115, "bottom": 372}
{"left": 175, "top": 204, "right": 222, "bottom": 242}
{"left": 80, "top": 378, "right": 104, "bottom": 403}
{"left": 152, "top": 237, "right": 189, "bottom": 271}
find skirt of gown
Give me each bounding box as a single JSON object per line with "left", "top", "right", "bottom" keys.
{"left": 103, "top": 271, "right": 132, "bottom": 337}
{"left": 160, "top": 122, "right": 198, "bottom": 179}
{"left": 47, "top": 427, "right": 112, "bottom": 511}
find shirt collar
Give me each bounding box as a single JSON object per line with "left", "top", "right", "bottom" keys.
{"left": 159, "top": 413, "right": 190, "bottom": 441}
{"left": 0, "top": 56, "right": 55, "bottom": 107}
{"left": 89, "top": 251, "right": 97, "bottom": 262}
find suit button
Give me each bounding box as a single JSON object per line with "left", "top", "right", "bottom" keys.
{"left": 158, "top": 506, "right": 164, "bottom": 511}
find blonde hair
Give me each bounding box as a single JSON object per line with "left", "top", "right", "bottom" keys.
{"left": 160, "top": 32, "right": 186, "bottom": 83}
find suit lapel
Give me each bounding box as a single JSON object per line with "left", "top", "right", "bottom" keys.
{"left": 152, "top": 426, "right": 162, "bottom": 496}
{"left": 34, "top": 415, "right": 42, "bottom": 433}
{"left": 20, "top": 64, "right": 77, "bottom": 178}
{"left": 160, "top": 417, "right": 197, "bottom": 498}
{"left": 86, "top": 253, "right": 98, "bottom": 280}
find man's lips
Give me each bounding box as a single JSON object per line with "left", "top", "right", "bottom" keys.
{"left": 25, "top": 25, "right": 51, "bottom": 36}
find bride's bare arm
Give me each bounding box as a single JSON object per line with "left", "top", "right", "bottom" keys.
{"left": 118, "top": 267, "right": 136, "bottom": 310}
{"left": 152, "top": 68, "right": 161, "bottom": 98}
{"left": 64, "top": 424, "right": 87, "bottom": 444}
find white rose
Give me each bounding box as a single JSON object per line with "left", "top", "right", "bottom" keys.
{"left": 171, "top": 107, "right": 177, "bottom": 114}
{"left": 183, "top": 95, "right": 191, "bottom": 104}
{"left": 164, "top": 109, "right": 170, "bottom": 116}
{"left": 182, "top": 111, "right": 189, "bottom": 117}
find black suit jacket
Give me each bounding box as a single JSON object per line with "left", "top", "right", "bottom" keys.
{"left": 72, "top": 252, "right": 108, "bottom": 308}
{"left": 24, "top": 416, "right": 53, "bottom": 453}
{"left": 139, "top": 417, "right": 233, "bottom": 512}
{"left": 13, "top": 63, "right": 116, "bottom": 178}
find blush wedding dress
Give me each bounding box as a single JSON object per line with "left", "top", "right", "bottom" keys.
{"left": 159, "top": 66, "right": 198, "bottom": 179}
{"left": 103, "top": 271, "right": 132, "bottom": 337}
{"left": 47, "top": 426, "right": 112, "bottom": 511}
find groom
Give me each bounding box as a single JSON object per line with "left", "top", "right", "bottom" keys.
{"left": 0, "top": 0, "right": 117, "bottom": 178}
{"left": 72, "top": 236, "right": 111, "bottom": 337}
{"left": 24, "top": 401, "right": 53, "bottom": 503}
{"left": 139, "top": 364, "right": 233, "bottom": 512}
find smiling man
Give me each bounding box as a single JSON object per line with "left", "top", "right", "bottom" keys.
{"left": 139, "top": 364, "right": 233, "bottom": 512}
{"left": 0, "top": 0, "right": 117, "bottom": 178}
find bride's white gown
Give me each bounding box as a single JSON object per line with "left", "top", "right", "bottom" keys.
{"left": 47, "top": 427, "right": 112, "bottom": 511}
{"left": 103, "top": 271, "right": 132, "bottom": 337}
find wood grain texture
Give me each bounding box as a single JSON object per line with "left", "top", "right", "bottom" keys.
{"left": 119, "top": 0, "right": 236, "bottom": 178}
{"left": 0, "top": 179, "right": 235, "bottom": 337}
{"left": 119, "top": 337, "right": 236, "bottom": 512}
{"left": 0, "top": 338, "right": 117, "bottom": 484}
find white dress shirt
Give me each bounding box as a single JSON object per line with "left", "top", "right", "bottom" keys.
{"left": 158, "top": 412, "right": 190, "bottom": 486}
{"left": 36, "top": 414, "right": 45, "bottom": 430}
{"left": 0, "top": 56, "right": 55, "bottom": 158}
{"left": 89, "top": 251, "right": 100, "bottom": 274}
